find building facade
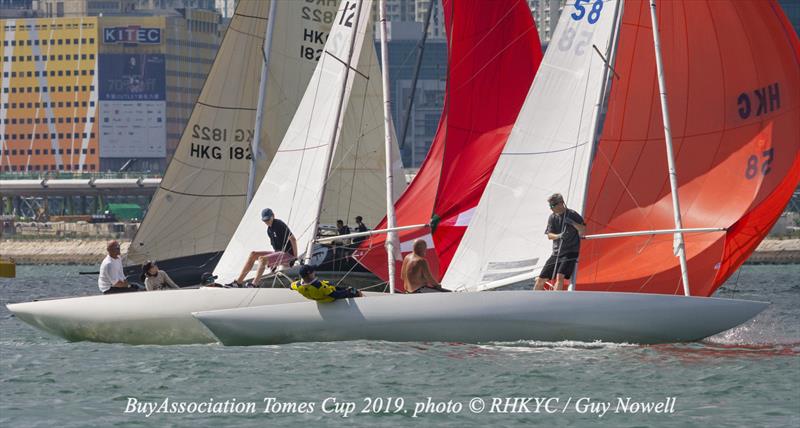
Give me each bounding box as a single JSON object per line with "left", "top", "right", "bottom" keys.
{"left": 1, "top": 17, "right": 100, "bottom": 173}
{"left": 1, "top": 8, "right": 219, "bottom": 173}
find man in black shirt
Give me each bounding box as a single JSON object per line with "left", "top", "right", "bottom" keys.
{"left": 533, "top": 193, "right": 586, "bottom": 291}
{"left": 231, "top": 208, "right": 298, "bottom": 287}
{"left": 352, "top": 216, "right": 369, "bottom": 245}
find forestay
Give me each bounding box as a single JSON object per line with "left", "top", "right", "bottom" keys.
{"left": 443, "top": 0, "right": 621, "bottom": 291}
{"left": 214, "top": 0, "right": 405, "bottom": 284}
{"left": 127, "top": 0, "right": 336, "bottom": 266}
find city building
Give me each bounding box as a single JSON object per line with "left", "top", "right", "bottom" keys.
{"left": 376, "top": 21, "right": 447, "bottom": 167}
{"left": 1, "top": 5, "right": 220, "bottom": 173}
{"left": 778, "top": 0, "right": 800, "bottom": 36}
{"left": 36, "top": 0, "right": 216, "bottom": 17}
{"left": 414, "top": 0, "right": 444, "bottom": 39}
{"left": 528, "top": 0, "right": 565, "bottom": 45}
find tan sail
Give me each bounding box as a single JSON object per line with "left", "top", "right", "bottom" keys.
{"left": 127, "top": 0, "right": 337, "bottom": 266}
{"left": 214, "top": 0, "right": 407, "bottom": 284}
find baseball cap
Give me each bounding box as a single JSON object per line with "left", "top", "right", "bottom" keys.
{"left": 298, "top": 264, "right": 315, "bottom": 278}
{"left": 261, "top": 208, "right": 274, "bottom": 221}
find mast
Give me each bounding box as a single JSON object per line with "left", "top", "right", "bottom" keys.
{"left": 306, "top": 0, "right": 365, "bottom": 263}
{"left": 570, "top": 0, "right": 624, "bottom": 292}
{"left": 649, "top": 0, "right": 691, "bottom": 296}
{"left": 246, "top": 0, "right": 278, "bottom": 204}
{"left": 378, "top": 0, "right": 400, "bottom": 293}
{"left": 398, "top": 0, "right": 435, "bottom": 151}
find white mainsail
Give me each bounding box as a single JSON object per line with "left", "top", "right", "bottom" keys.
{"left": 214, "top": 0, "right": 405, "bottom": 284}
{"left": 442, "top": 0, "right": 622, "bottom": 291}
{"left": 127, "top": 0, "right": 337, "bottom": 266}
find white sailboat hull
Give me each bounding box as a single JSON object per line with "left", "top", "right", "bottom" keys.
{"left": 193, "top": 291, "right": 768, "bottom": 346}
{"left": 6, "top": 288, "right": 313, "bottom": 345}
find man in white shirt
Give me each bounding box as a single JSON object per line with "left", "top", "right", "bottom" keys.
{"left": 98, "top": 240, "right": 136, "bottom": 294}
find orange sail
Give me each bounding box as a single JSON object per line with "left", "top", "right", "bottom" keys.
{"left": 579, "top": 0, "right": 800, "bottom": 296}
{"left": 355, "top": 0, "right": 542, "bottom": 290}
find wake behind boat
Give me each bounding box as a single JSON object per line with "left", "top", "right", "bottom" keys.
{"left": 192, "top": 291, "right": 769, "bottom": 346}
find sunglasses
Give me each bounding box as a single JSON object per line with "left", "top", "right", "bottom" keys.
{"left": 549, "top": 202, "right": 561, "bottom": 208}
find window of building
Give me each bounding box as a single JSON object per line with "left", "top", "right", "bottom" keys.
{"left": 65, "top": 54, "right": 71, "bottom": 60}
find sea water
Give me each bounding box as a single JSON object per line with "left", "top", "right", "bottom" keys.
{"left": 1, "top": 264, "right": 798, "bottom": 427}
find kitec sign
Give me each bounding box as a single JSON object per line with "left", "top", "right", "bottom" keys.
{"left": 103, "top": 26, "right": 161, "bottom": 45}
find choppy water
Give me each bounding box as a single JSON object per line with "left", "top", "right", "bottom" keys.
{"left": 1, "top": 264, "right": 798, "bottom": 427}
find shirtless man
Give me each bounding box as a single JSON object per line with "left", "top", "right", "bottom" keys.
{"left": 400, "top": 239, "right": 449, "bottom": 293}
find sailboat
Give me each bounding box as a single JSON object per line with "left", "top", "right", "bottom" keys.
{"left": 355, "top": 0, "right": 544, "bottom": 290}
{"left": 123, "top": 0, "right": 337, "bottom": 286}
{"left": 192, "top": 0, "right": 796, "bottom": 346}
{"left": 6, "top": 0, "right": 400, "bottom": 345}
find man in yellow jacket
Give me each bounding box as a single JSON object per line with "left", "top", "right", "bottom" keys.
{"left": 291, "top": 264, "right": 363, "bottom": 302}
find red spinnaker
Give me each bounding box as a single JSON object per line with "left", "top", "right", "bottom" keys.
{"left": 579, "top": 0, "right": 800, "bottom": 296}
{"left": 355, "top": 0, "right": 542, "bottom": 291}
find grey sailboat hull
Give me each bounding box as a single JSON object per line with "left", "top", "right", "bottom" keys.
{"left": 193, "top": 290, "right": 768, "bottom": 346}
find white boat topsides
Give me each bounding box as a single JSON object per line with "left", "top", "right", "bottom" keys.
{"left": 7, "top": 288, "right": 311, "bottom": 345}
{"left": 193, "top": 291, "right": 769, "bottom": 346}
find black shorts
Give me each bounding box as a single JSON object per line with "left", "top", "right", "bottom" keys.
{"left": 538, "top": 252, "right": 579, "bottom": 280}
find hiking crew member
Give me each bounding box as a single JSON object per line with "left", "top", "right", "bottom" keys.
{"left": 291, "top": 264, "right": 362, "bottom": 302}
{"left": 533, "top": 193, "right": 586, "bottom": 291}
{"left": 231, "top": 208, "right": 298, "bottom": 287}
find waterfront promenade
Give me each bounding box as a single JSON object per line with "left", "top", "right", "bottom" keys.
{"left": 1, "top": 238, "right": 798, "bottom": 265}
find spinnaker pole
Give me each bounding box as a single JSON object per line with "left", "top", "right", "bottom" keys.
{"left": 246, "top": 0, "right": 278, "bottom": 204}
{"left": 649, "top": 0, "right": 691, "bottom": 296}
{"left": 379, "top": 0, "right": 400, "bottom": 294}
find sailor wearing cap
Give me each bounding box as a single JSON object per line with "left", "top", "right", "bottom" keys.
{"left": 230, "top": 208, "right": 299, "bottom": 287}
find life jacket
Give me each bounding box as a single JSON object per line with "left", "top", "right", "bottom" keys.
{"left": 291, "top": 279, "right": 336, "bottom": 303}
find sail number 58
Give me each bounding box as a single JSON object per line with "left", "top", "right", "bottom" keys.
{"left": 745, "top": 148, "right": 774, "bottom": 179}
{"left": 571, "top": 0, "right": 604, "bottom": 24}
